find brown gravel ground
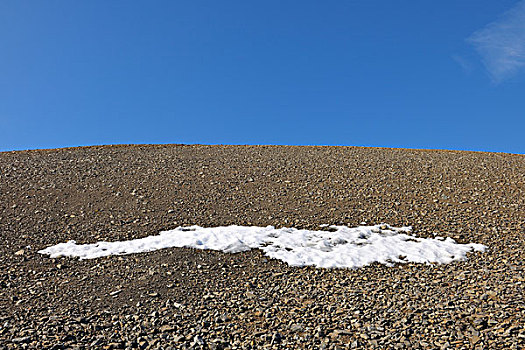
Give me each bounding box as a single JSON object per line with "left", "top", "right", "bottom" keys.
{"left": 0, "top": 144, "right": 524, "bottom": 350}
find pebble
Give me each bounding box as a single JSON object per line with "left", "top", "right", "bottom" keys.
{"left": 289, "top": 323, "right": 304, "bottom": 332}
{"left": 11, "top": 336, "right": 31, "bottom": 343}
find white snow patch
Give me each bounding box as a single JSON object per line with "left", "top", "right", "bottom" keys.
{"left": 38, "top": 224, "right": 486, "bottom": 268}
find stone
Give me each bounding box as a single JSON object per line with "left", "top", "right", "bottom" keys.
{"left": 290, "top": 323, "right": 304, "bottom": 332}
{"left": 160, "top": 325, "right": 174, "bottom": 333}
{"left": 194, "top": 335, "right": 206, "bottom": 346}
{"left": 271, "top": 332, "right": 282, "bottom": 344}
{"left": 11, "top": 337, "right": 31, "bottom": 344}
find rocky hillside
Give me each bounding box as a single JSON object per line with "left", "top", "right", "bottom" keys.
{"left": 1, "top": 145, "right": 524, "bottom": 349}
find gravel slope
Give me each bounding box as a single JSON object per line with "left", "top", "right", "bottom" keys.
{"left": 0, "top": 144, "right": 524, "bottom": 349}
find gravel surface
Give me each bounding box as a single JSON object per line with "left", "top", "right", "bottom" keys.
{"left": 0, "top": 144, "right": 524, "bottom": 349}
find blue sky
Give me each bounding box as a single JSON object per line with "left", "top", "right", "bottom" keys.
{"left": 1, "top": 1, "right": 524, "bottom": 153}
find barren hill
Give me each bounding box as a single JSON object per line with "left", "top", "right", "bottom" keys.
{"left": 1, "top": 145, "right": 524, "bottom": 349}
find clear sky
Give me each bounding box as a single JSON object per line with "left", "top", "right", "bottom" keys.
{"left": 1, "top": 1, "right": 524, "bottom": 153}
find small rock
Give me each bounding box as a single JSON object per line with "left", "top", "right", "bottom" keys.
{"left": 173, "top": 335, "right": 185, "bottom": 342}
{"left": 329, "top": 329, "right": 353, "bottom": 338}
{"left": 11, "top": 336, "right": 31, "bottom": 343}
{"left": 90, "top": 337, "right": 104, "bottom": 347}
{"left": 473, "top": 317, "right": 488, "bottom": 330}
{"left": 470, "top": 335, "right": 480, "bottom": 344}
{"left": 290, "top": 323, "right": 304, "bottom": 332}
{"left": 194, "top": 335, "right": 206, "bottom": 346}
{"left": 160, "top": 325, "right": 174, "bottom": 333}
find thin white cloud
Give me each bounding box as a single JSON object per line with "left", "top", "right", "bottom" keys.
{"left": 468, "top": 1, "right": 525, "bottom": 82}
{"left": 451, "top": 54, "right": 473, "bottom": 74}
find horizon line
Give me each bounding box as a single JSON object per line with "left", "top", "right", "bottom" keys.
{"left": 1, "top": 142, "right": 523, "bottom": 157}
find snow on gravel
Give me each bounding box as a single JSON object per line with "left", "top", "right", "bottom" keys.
{"left": 38, "top": 224, "right": 486, "bottom": 268}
